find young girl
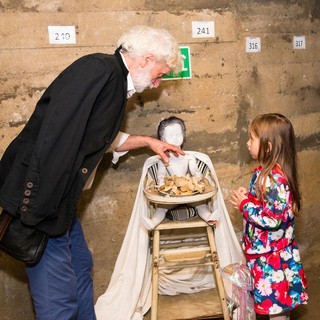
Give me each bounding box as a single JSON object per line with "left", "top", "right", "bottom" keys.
{"left": 230, "top": 113, "right": 308, "bottom": 320}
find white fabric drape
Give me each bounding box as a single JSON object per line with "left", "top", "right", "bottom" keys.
{"left": 95, "top": 152, "right": 245, "bottom": 320}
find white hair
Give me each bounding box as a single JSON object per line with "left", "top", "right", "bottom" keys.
{"left": 117, "top": 25, "right": 183, "bottom": 73}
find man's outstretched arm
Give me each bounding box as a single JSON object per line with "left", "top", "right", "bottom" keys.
{"left": 115, "top": 135, "right": 184, "bottom": 164}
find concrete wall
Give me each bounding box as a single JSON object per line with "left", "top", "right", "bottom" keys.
{"left": 0, "top": 1, "right": 319, "bottom": 319}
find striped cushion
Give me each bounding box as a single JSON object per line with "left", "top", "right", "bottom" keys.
{"left": 166, "top": 205, "right": 198, "bottom": 221}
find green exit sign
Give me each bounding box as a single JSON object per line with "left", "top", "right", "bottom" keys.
{"left": 163, "top": 46, "right": 191, "bottom": 80}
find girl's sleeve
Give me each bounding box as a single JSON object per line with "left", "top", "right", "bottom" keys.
{"left": 240, "top": 174, "right": 289, "bottom": 230}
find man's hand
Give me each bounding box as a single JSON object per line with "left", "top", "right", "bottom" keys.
{"left": 114, "top": 135, "right": 184, "bottom": 164}
{"left": 146, "top": 137, "right": 184, "bottom": 164}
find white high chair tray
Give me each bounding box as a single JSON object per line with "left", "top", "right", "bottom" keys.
{"left": 144, "top": 185, "right": 217, "bottom": 204}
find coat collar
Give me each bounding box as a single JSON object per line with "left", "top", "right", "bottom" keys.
{"left": 115, "top": 46, "right": 129, "bottom": 78}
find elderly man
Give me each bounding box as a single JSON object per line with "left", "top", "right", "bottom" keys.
{"left": 0, "top": 25, "right": 183, "bottom": 320}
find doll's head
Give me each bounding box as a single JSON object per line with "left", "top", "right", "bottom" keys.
{"left": 157, "top": 116, "right": 186, "bottom": 147}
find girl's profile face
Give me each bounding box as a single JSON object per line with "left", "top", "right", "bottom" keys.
{"left": 247, "top": 130, "right": 260, "bottom": 160}
{"left": 162, "top": 123, "right": 184, "bottom": 147}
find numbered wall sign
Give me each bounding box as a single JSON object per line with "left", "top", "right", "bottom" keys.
{"left": 293, "top": 36, "right": 306, "bottom": 49}
{"left": 192, "top": 21, "right": 215, "bottom": 38}
{"left": 246, "top": 37, "right": 261, "bottom": 53}
{"left": 48, "top": 26, "right": 76, "bottom": 44}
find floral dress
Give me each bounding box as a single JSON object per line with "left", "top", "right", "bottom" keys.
{"left": 239, "top": 164, "right": 308, "bottom": 315}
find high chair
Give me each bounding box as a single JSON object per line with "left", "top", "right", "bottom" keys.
{"left": 143, "top": 153, "right": 230, "bottom": 320}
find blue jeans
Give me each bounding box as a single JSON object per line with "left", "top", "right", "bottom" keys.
{"left": 26, "top": 216, "right": 96, "bottom": 320}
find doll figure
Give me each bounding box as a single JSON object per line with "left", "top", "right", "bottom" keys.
{"left": 141, "top": 116, "right": 219, "bottom": 230}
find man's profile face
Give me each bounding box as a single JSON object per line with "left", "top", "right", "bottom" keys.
{"left": 132, "top": 60, "right": 171, "bottom": 93}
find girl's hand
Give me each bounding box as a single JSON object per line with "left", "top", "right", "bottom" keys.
{"left": 230, "top": 187, "right": 248, "bottom": 210}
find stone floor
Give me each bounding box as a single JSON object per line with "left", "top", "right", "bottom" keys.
{"left": 144, "top": 288, "right": 224, "bottom": 320}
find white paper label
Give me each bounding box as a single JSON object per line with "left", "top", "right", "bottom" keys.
{"left": 192, "top": 21, "right": 215, "bottom": 38}
{"left": 48, "top": 26, "right": 76, "bottom": 44}
{"left": 246, "top": 37, "right": 261, "bottom": 53}
{"left": 293, "top": 36, "right": 306, "bottom": 49}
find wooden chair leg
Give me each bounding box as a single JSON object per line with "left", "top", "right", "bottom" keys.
{"left": 206, "top": 226, "right": 230, "bottom": 320}
{"left": 151, "top": 229, "right": 160, "bottom": 320}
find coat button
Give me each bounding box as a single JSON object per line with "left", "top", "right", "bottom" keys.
{"left": 82, "top": 168, "right": 88, "bottom": 174}
{"left": 23, "top": 198, "right": 30, "bottom": 204}
{"left": 21, "top": 206, "right": 28, "bottom": 212}
{"left": 24, "top": 190, "right": 31, "bottom": 196}
{"left": 26, "top": 182, "right": 33, "bottom": 188}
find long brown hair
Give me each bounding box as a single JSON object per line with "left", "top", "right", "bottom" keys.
{"left": 250, "top": 113, "right": 301, "bottom": 213}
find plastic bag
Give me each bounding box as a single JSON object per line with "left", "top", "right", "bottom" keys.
{"left": 221, "top": 263, "right": 256, "bottom": 320}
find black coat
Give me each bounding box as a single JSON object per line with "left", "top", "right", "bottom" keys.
{"left": 0, "top": 49, "right": 128, "bottom": 236}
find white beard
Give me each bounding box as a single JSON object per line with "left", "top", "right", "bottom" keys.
{"left": 131, "top": 66, "right": 154, "bottom": 93}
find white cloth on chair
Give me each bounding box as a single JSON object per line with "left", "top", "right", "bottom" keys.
{"left": 95, "top": 152, "right": 245, "bottom": 320}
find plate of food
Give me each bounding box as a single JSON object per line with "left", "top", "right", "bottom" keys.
{"left": 156, "top": 175, "right": 206, "bottom": 197}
